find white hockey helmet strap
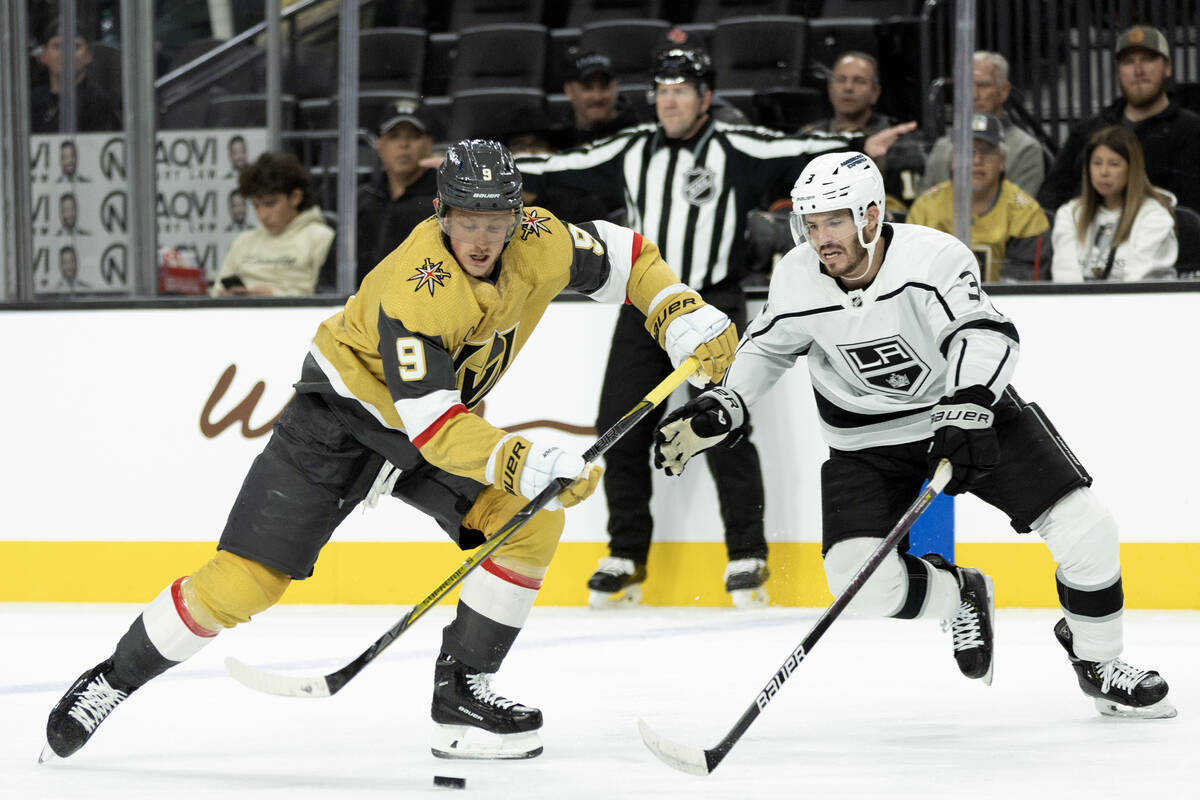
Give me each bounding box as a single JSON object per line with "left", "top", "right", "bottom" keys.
{"left": 789, "top": 152, "right": 886, "bottom": 256}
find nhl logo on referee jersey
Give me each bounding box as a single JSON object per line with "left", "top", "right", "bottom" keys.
{"left": 837, "top": 336, "right": 930, "bottom": 397}
{"left": 683, "top": 166, "right": 717, "bottom": 205}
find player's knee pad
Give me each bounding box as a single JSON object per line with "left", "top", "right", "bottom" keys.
{"left": 463, "top": 487, "right": 564, "bottom": 576}
{"left": 823, "top": 538, "right": 907, "bottom": 617}
{"left": 1034, "top": 487, "right": 1120, "bottom": 587}
{"left": 188, "top": 550, "right": 291, "bottom": 629}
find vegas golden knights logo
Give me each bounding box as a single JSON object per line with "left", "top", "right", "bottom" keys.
{"left": 454, "top": 324, "right": 519, "bottom": 407}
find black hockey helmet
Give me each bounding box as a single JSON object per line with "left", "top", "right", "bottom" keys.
{"left": 436, "top": 139, "right": 524, "bottom": 242}
{"left": 651, "top": 46, "right": 714, "bottom": 93}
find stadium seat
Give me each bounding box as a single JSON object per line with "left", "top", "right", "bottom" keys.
{"left": 818, "top": 0, "right": 918, "bottom": 19}
{"left": 807, "top": 17, "right": 879, "bottom": 77}
{"left": 1174, "top": 205, "right": 1200, "bottom": 278}
{"left": 565, "top": 0, "right": 666, "bottom": 28}
{"left": 358, "top": 27, "right": 426, "bottom": 93}
{"left": 206, "top": 93, "right": 297, "bottom": 128}
{"left": 448, "top": 0, "right": 547, "bottom": 30}
{"left": 449, "top": 24, "right": 549, "bottom": 93}
{"left": 547, "top": 28, "right": 583, "bottom": 92}
{"left": 88, "top": 42, "right": 122, "bottom": 90}
{"left": 447, "top": 88, "right": 548, "bottom": 141}
{"left": 712, "top": 16, "right": 807, "bottom": 91}
{"left": 690, "top": 0, "right": 791, "bottom": 23}
{"left": 579, "top": 20, "right": 672, "bottom": 86}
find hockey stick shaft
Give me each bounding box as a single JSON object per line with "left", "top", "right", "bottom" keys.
{"left": 639, "top": 459, "right": 953, "bottom": 775}
{"left": 226, "top": 356, "right": 700, "bottom": 698}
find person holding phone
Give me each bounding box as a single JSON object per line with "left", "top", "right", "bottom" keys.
{"left": 211, "top": 152, "right": 334, "bottom": 297}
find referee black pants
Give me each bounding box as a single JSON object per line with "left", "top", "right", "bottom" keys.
{"left": 595, "top": 288, "right": 766, "bottom": 566}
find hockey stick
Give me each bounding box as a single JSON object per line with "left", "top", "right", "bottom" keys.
{"left": 638, "top": 459, "right": 953, "bottom": 775}
{"left": 224, "top": 356, "right": 701, "bottom": 698}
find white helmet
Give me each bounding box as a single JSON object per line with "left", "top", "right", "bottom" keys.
{"left": 789, "top": 151, "right": 886, "bottom": 259}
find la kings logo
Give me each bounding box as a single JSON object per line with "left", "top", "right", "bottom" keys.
{"left": 837, "top": 336, "right": 930, "bottom": 397}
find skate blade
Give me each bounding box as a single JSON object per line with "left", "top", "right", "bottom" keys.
{"left": 1095, "top": 697, "right": 1178, "bottom": 720}
{"left": 38, "top": 742, "right": 59, "bottom": 764}
{"left": 729, "top": 586, "right": 769, "bottom": 609}
{"left": 981, "top": 574, "right": 995, "bottom": 687}
{"left": 431, "top": 724, "right": 543, "bottom": 760}
{"left": 588, "top": 584, "right": 642, "bottom": 609}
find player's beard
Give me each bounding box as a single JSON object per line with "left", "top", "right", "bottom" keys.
{"left": 818, "top": 233, "right": 870, "bottom": 280}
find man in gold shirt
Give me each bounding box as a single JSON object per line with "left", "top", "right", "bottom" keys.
{"left": 908, "top": 113, "right": 1050, "bottom": 281}
{"left": 42, "top": 140, "right": 737, "bottom": 763}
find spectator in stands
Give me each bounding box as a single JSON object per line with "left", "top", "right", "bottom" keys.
{"left": 211, "top": 152, "right": 334, "bottom": 297}
{"left": 801, "top": 51, "right": 925, "bottom": 215}
{"left": 921, "top": 51, "right": 1045, "bottom": 198}
{"left": 57, "top": 193, "right": 90, "bottom": 236}
{"left": 561, "top": 50, "right": 644, "bottom": 147}
{"left": 1051, "top": 125, "right": 1176, "bottom": 282}
{"left": 30, "top": 18, "right": 121, "bottom": 133}
{"left": 1039, "top": 25, "right": 1200, "bottom": 214}
{"left": 908, "top": 113, "right": 1050, "bottom": 281}
{"left": 356, "top": 99, "right": 437, "bottom": 284}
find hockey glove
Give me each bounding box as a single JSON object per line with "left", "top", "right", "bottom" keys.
{"left": 487, "top": 435, "right": 604, "bottom": 511}
{"left": 927, "top": 385, "right": 999, "bottom": 496}
{"left": 645, "top": 287, "right": 737, "bottom": 386}
{"left": 653, "top": 386, "right": 748, "bottom": 476}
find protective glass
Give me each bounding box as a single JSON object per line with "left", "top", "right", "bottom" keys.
{"left": 789, "top": 210, "right": 860, "bottom": 249}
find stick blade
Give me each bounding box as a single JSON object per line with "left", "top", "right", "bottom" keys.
{"left": 637, "top": 718, "right": 713, "bottom": 776}
{"left": 224, "top": 656, "right": 332, "bottom": 698}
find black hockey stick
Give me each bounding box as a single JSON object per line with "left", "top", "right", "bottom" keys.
{"left": 224, "top": 356, "right": 701, "bottom": 698}
{"left": 638, "top": 459, "right": 953, "bottom": 775}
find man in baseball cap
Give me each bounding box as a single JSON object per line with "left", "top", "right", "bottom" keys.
{"left": 357, "top": 97, "right": 438, "bottom": 282}
{"left": 1040, "top": 22, "right": 1200, "bottom": 214}
{"left": 561, "top": 49, "right": 643, "bottom": 146}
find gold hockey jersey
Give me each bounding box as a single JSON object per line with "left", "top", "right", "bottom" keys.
{"left": 305, "top": 208, "right": 686, "bottom": 485}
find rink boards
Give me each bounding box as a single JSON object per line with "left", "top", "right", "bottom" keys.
{"left": 2, "top": 292, "right": 1197, "bottom": 608}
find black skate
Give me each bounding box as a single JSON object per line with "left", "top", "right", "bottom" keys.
{"left": 926, "top": 554, "right": 994, "bottom": 685}
{"left": 724, "top": 558, "right": 770, "bottom": 609}
{"left": 431, "top": 653, "right": 543, "bottom": 759}
{"left": 40, "top": 660, "right": 135, "bottom": 762}
{"left": 586, "top": 557, "right": 646, "bottom": 608}
{"left": 1053, "top": 618, "right": 1176, "bottom": 719}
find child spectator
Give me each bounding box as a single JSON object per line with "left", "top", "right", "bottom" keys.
{"left": 211, "top": 152, "right": 334, "bottom": 296}
{"left": 1050, "top": 125, "right": 1177, "bottom": 282}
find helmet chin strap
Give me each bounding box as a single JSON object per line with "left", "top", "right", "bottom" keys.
{"left": 840, "top": 223, "right": 881, "bottom": 281}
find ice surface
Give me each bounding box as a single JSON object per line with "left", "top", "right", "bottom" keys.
{"left": 2, "top": 604, "right": 1194, "bottom": 799}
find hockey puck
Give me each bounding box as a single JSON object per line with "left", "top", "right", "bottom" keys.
{"left": 434, "top": 775, "right": 466, "bottom": 789}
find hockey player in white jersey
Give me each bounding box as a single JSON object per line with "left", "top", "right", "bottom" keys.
{"left": 653, "top": 151, "right": 1174, "bottom": 718}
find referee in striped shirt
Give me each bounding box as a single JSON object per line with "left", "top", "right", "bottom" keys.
{"left": 519, "top": 46, "right": 915, "bottom": 607}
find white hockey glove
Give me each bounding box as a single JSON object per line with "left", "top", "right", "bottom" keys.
{"left": 487, "top": 435, "right": 603, "bottom": 511}
{"left": 645, "top": 287, "right": 737, "bottom": 387}
{"left": 927, "top": 385, "right": 999, "bottom": 496}
{"left": 653, "top": 387, "right": 748, "bottom": 476}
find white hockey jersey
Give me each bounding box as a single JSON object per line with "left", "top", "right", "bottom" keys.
{"left": 727, "top": 222, "right": 1021, "bottom": 451}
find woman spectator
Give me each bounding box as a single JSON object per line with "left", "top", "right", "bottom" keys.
{"left": 211, "top": 152, "right": 335, "bottom": 296}
{"left": 1051, "top": 126, "right": 1177, "bottom": 281}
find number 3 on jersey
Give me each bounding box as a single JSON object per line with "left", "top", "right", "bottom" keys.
{"left": 395, "top": 337, "right": 427, "bottom": 381}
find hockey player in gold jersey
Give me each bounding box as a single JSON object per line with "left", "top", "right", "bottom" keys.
{"left": 42, "top": 140, "right": 739, "bottom": 762}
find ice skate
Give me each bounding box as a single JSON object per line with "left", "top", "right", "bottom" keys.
{"left": 40, "top": 660, "right": 135, "bottom": 762}
{"left": 586, "top": 557, "right": 646, "bottom": 608}
{"left": 724, "top": 558, "right": 770, "bottom": 609}
{"left": 1053, "top": 618, "right": 1175, "bottom": 719}
{"left": 431, "top": 653, "right": 543, "bottom": 759}
{"left": 926, "top": 554, "right": 994, "bottom": 685}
